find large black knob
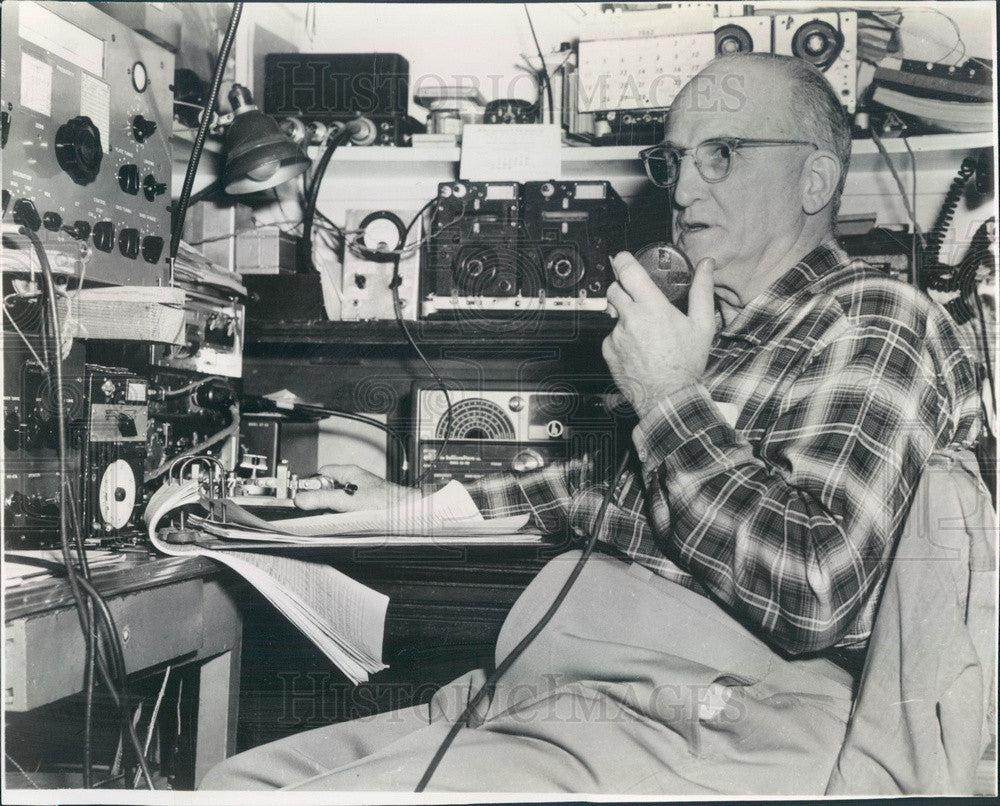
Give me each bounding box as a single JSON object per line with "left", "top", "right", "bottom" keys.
{"left": 92, "top": 220, "right": 115, "bottom": 253}
{"left": 55, "top": 116, "right": 103, "bottom": 185}
{"left": 141, "top": 235, "right": 164, "bottom": 264}
{"left": 131, "top": 115, "right": 157, "bottom": 143}
{"left": 118, "top": 164, "right": 140, "bottom": 195}
{"left": 118, "top": 227, "right": 140, "bottom": 259}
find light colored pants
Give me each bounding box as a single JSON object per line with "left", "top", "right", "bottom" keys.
{"left": 201, "top": 551, "right": 854, "bottom": 794}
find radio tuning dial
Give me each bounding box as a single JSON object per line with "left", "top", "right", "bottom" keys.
{"left": 54, "top": 116, "right": 103, "bottom": 185}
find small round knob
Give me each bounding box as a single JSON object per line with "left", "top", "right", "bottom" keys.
{"left": 131, "top": 114, "right": 157, "bottom": 143}
{"left": 54, "top": 116, "right": 103, "bottom": 185}
{"left": 142, "top": 174, "right": 167, "bottom": 201}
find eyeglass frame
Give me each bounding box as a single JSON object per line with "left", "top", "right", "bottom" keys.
{"left": 639, "top": 137, "right": 820, "bottom": 188}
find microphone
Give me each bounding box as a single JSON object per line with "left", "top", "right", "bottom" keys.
{"left": 633, "top": 242, "right": 693, "bottom": 307}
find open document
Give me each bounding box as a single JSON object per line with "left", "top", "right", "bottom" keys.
{"left": 143, "top": 481, "right": 533, "bottom": 683}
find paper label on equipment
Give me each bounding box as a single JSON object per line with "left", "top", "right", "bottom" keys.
{"left": 80, "top": 73, "right": 111, "bottom": 153}
{"left": 20, "top": 1, "right": 105, "bottom": 77}
{"left": 460, "top": 124, "right": 561, "bottom": 182}
{"left": 20, "top": 53, "right": 52, "bottom": 116}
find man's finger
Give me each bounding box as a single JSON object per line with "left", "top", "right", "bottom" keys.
{"left": 687, "top": 257, "right": 716, "bottom": 332}
{"left": 605, "top": 282, "right": 632, "bottom": 316}
{"left": 316, "top": 464, "right": 366, "bottom": 483}
{"left": 612, "top": 251, "right": 659, "bottom": 300}
{"left": 294, "top": 489, "right": 351, "bottom": 511}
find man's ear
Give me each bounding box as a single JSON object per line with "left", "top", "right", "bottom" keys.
{"left": 801, "top": 149, "right": 840, "bottom": 215}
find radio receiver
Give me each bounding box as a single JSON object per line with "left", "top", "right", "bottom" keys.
{"left": 773, "top": 11, "right": 858, "bottom": 112}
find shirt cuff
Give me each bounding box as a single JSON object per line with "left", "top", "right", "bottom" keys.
{"left": 632, "top": 383, "right": 731, "bottom": 477}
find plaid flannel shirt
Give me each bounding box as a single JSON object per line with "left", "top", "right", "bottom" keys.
{"left": 466, "top": 243, "right": 981, "bottom": 655}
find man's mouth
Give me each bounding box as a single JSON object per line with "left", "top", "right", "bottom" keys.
{"left": 679, "top": 222, "right": 711, "bottom": 236}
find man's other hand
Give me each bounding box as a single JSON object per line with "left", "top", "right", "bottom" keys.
{"left": 294, "top": 464, "right": 421, "bottom": 512}
{"left": 603, "top": 252, "right": 716, "bottom": 419}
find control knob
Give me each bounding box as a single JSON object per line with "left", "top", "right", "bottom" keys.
{"left": 131, "top": 115, "right": 157, "bottom": 143}
{"left": 118, "top": 228, "right": 140, "bottom": 259}
{"left": 62, "top": 220, "right": 92, "bottom": 241}
{"left": 54, "top": 116, "right": 103, "bottom": 185}
{"left": 118, "top": 164, "right": 140, "bottom": 195}
{"left": 142, "top": 174, "right": 167, "bottom": 202}
{"left": 92, "top": 221, "right": 115, "bottom": 253}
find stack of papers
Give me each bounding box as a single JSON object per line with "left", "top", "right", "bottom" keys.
{"left": 201, "top": 481, "right": 533, "bottom": 544}
{"left": 145, "top": 481, "right": 387, "bottom": 683}
{"left": 144, "top": 481, "right": 533, "bottom": 683}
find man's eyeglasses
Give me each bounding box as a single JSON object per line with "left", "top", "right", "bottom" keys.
{"left": 639, "top": 138, "right": 819, "bottom": 188}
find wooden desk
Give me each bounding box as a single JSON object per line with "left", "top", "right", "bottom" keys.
{"left": 4, "top": 550, "right": 242, "bottom": 787}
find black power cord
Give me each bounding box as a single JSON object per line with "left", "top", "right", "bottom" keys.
{"left": 523, "top": 4, "right": 554, "bottom": 124}
{"left": 415, "top": 449, "right": 634, "bottom": 791}
{"left": 20, "top": 226, "right": 154, "bottom": 789}
{"left": 388, "top": 199, "right": 454, "bottom": 488}
{"left": 246, "top": 397, "right": 412, "bottom": 483}
{"left": 924, "top": 157, "right": 978, "bottom": 280}
{"left": 299, "top": 128, "right": 352, "bottom": 272}
{"left": 169, "top": 2, "right": 244, "bottom": 262}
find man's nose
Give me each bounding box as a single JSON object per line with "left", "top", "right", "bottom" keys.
{"left": 672, "top": 154, "right": 706, "bottom": 208}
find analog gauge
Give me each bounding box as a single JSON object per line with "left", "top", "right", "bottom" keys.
{"left": 131, "top": 61, "right": 149, "bottom": 93}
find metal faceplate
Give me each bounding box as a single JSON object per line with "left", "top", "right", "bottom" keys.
{"left": 1, "top": 1, "right": 174, "bottom": 285}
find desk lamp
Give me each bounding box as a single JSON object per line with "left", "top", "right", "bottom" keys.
{"left": 221, "top": 84, "right": 310, "bottom": 194}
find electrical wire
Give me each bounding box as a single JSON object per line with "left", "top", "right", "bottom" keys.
{"left": 169, "top": 1, "right": 244, "bottom": 262}
{"left": 144, "top": 405, "right": 240, "bottom": 482}
{"left": 184, "top": 217, "right": 342, "bottom": 247}
{"left": 523, "top": 4, "right": 554, "bottom": 124}
{"left": 4, "top": 752, "right": 41, "bottom": 789}
{"left": 161, "top": 375, "right": 226, "bottom": 398}
{"left": 300, "top": 128, "right": 352, "bottom": 272}
{"left": 415, "top": 449, "right": 634, "bottom": 791}
{"left": 924, "top": 157, "right": 978, "bottom": 275}
{"left": 20, "top": 225, "right": 153, "bottom": 789}
{"left": 901, "top": 135, "right": 920, "bottom": 288}
{"left": 285, "top": 402, "right": 411, "bottom": 478}
{"left": 869, "top": 127, "right": 924, "bottom": 248}
{"left": 133, "top": 666, "right": 172, "bottom": 788}
{"left": 388, "top": 199, "right": 453, "bottom": 487}
{"left": 74, "top": 573, "right": 154, "bottom": 789}
{"left": 3, "top": 292, "right": 48, "bottom": 370}
{"left": 973, "top": 287, "right": 997, "bottom": 427}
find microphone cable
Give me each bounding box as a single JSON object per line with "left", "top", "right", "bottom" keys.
{"left": 415, "top": 448, "right": 634, "bottom": 791}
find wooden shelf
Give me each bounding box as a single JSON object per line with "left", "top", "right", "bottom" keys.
{"left": 317, "top": 133, "right": 994, "bottom": 166}
{"left": 245, "top": 316, "right": 614, "bottom": 346}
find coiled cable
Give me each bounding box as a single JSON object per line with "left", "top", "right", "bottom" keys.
{"left": 923, "top": 157, "right": 977, "bottom": 283}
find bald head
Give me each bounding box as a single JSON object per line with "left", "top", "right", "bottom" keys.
{"left": 672, "top": 53, "right": 851, "bottom": 217}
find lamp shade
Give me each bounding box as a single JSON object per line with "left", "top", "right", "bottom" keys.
{"left": 222, "top": 84, "right": 310, "bottom": 194}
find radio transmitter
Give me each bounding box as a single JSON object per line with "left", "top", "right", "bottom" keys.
{"left": 1, "top": 1, "right": 175, "bottom": 286}
{"left": 422, "top": 180, "right": 627, "bottom": 316}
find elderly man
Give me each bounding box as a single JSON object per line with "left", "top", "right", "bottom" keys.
{"left": 203, "top": 53, "right": 980, "bottom": 794}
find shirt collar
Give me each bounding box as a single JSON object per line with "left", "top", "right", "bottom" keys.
{"left": 717, "top": 241, "right": 853, "bottom": 346}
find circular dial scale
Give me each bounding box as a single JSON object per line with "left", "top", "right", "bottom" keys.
{"left": 436, "top": 399, "right": 515, "bottom": 440}
{"left": 98, "top": 459, "right": 136, "bottom": 529}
